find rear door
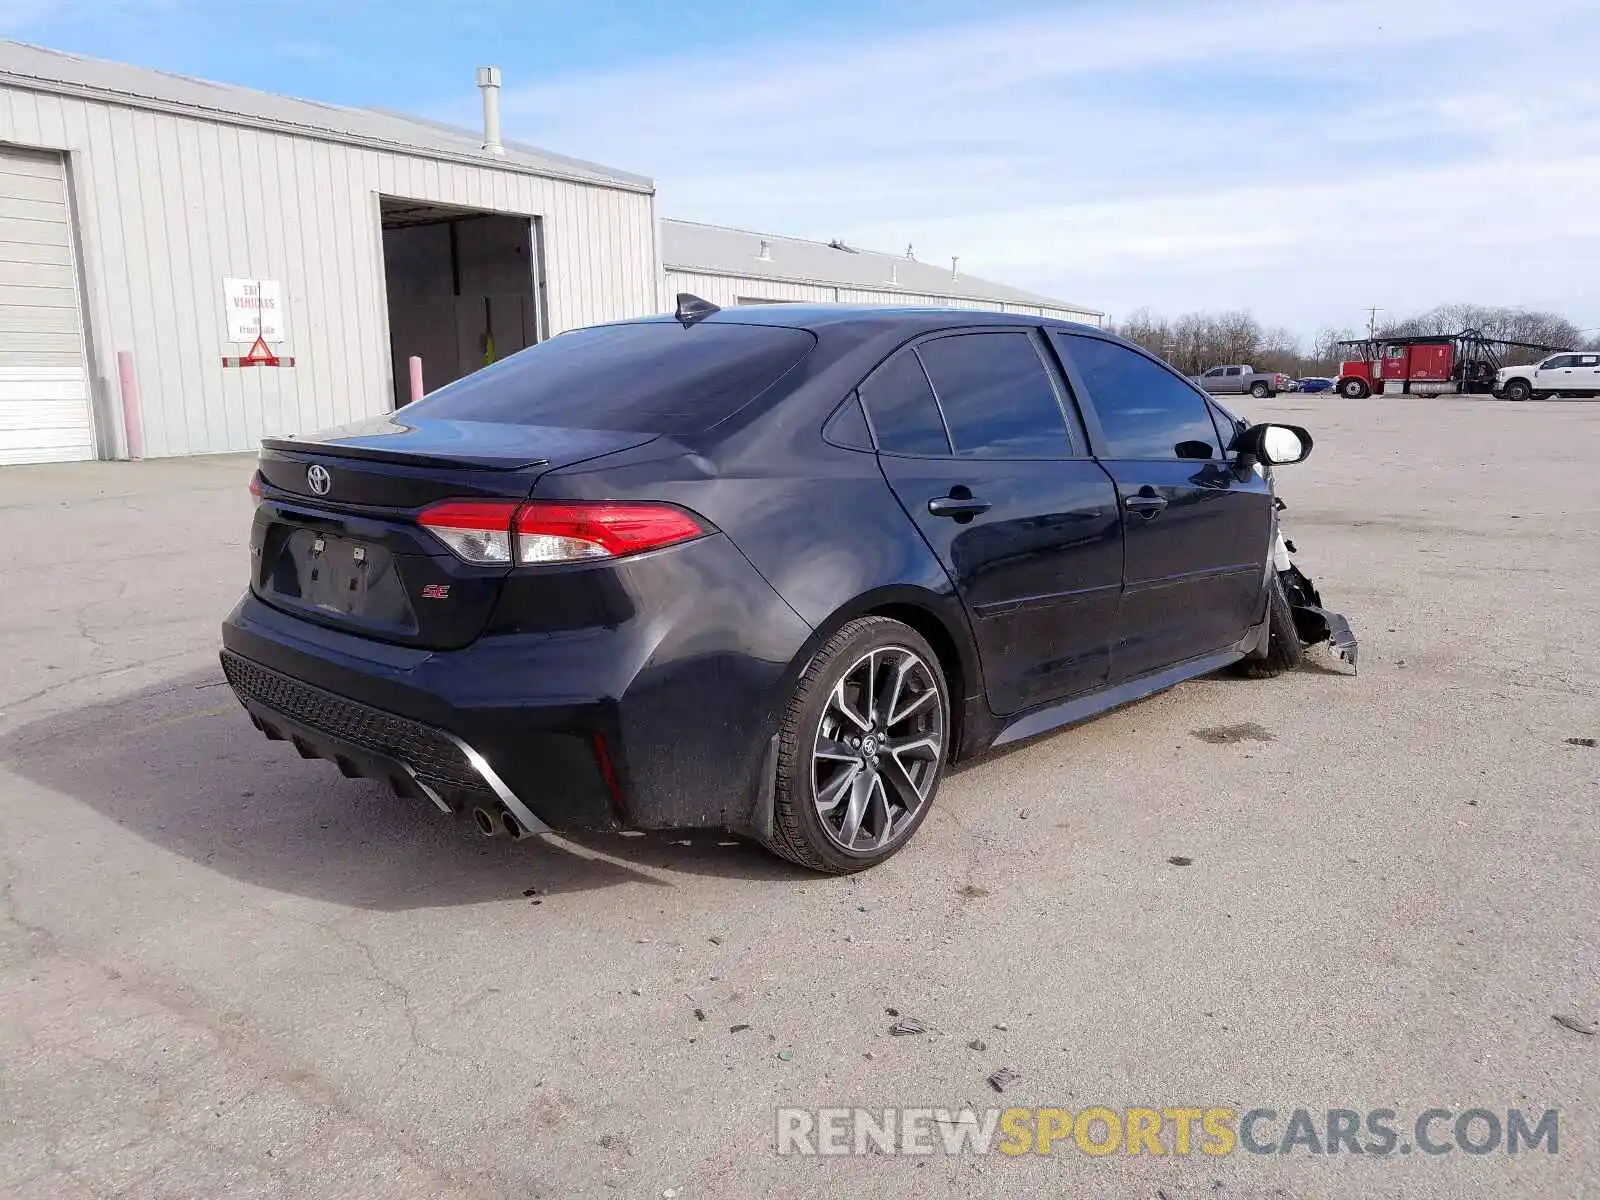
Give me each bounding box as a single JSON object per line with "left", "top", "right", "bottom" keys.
{"left": 862, "top": 329, "right": 1122, "bottom": 716}
{"left": 1580, "top": 354, "right": 1600, "bottom": 394}
{"left": 1221, "top": 366, "right": 1246, "bottom": 394}
{"left": 1051, "top": 331, "right": 1272, "bottom": 682}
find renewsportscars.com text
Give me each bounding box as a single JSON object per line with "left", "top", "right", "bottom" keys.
{"left": 776, "top": 1106, "right": 1560, "bottom": 1158}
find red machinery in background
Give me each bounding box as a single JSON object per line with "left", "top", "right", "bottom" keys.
{"left": 1333, "top": 329, "right": 1564, "bottom": 399}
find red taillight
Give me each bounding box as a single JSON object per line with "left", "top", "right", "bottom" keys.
{"left": 248, "top": 472, "right": 263, "bottom": 501}
{"left": 417, "top": 500, "right": 520, "bottom": 565}
{"left": 514, "top": 502, "right": 705, "bottom": 564}
{"left": 416, "top": 499, "right": 706, "bottom": 566}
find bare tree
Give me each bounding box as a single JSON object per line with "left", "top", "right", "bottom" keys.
{"left": 1380, "top": 304, "right": 1583, "bottom": 364}
{"left": 1111, "top": 304, "right": 1591, "bottom": 377}
{"left": 1111, "top": 309, "right": 1312, "bottom": 377}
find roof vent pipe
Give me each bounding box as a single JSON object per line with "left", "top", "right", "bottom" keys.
{"left": 757, "top": 239, "right": 772, "bottom": 261}
{"left": 890, "top": 262, "right": 900, "bottom": 285}
{"left": 951, "top": 256, "right": 959, "bottom": 280}
{"left": 477, "top": 66, "right": 505, "bottom": 156}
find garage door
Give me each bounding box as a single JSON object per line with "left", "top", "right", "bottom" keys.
{"left": 0, "top": 146, "right": 94, "bottom": 464}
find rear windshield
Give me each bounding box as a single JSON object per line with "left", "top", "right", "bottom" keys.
{"left": 407, "top": 321, "right": 816, "bottom": 434}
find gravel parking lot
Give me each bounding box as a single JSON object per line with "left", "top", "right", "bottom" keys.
{"left": 1, "top": 395, "right": 1596, "bottom": 1199}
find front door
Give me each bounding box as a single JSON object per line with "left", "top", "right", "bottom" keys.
{"left": 860, "top": 333, "right": 1122, "bottom": 716}
{"left": 1534, "top": 354, "right": 1577, "bottom": 393}
{"left": 1051, "top": 331, "right": 1274, "bottom": 682}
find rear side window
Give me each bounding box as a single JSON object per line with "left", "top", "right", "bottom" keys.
{"left": 915, "top": 332, "right": 1071, "bottom": 458}
{"left": 407, "top": 322, "right": 815, "bottom": 434}
{"left": 1056, "top": 333, "right": 1221, "bottom": 460}
{"left": 860, "top": 351, "right": 953, "bottom": 456}
{"left": 822, "top": 393, "right": 874, "bottom": 450}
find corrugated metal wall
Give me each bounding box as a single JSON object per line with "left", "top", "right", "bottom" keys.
{"left": 669, "top": 269, "right": 1102, "bottom": 327}
{"left": 663, "top": 270, "right": 837, "bottom": 307}
{"left": 0, "top": 85, "right": 658, "bottom": 458}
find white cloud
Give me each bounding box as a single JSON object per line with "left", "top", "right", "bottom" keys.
{"left": 485, "top": 0, "right": 1599, "bottom": 338}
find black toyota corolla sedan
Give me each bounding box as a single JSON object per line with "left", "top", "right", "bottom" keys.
{"left": 221, "top": 298, "right": 1356, "bottom": 873}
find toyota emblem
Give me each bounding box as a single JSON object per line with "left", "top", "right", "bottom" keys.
{"left": 306, "top": 464, "right": 331, "bottom": 496}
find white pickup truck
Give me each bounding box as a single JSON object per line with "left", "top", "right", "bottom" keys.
{"left": 1496, "top": 352, "right": 1600, "bottom": 401}
{"left": 1192, "top": 364, "right": 1294, "bottom": 399}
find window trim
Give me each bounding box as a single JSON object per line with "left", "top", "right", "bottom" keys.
{"left": 1049, "top": 327, "right": 1229, "bottom": 463}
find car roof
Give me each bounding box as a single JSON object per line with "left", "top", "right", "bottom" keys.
{"left": 624, "top": 303, "right": 1106, "bottom": 337}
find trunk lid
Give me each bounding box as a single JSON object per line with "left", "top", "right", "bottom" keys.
{"left": 251, "top": 418, "right": 657, "bottom": 650}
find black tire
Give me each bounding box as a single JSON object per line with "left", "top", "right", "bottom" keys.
{"left": 1250, "top": 381, "right": 1272, "bottom": 399}
{"left": 1339, "top": 377, "right": 1369, "bottom": 399}
{"left": 766, "top": 616, "right": 950, "bottom": 874}
{"left": 1234, "top": 572, "right": 1304, "bottom": 679}
{"left": 1502, "top": 378, "right": 1531, "bottom": 402}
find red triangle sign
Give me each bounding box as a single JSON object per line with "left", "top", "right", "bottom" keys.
{"left": 242, "top": 335, "right": 278, "bottom": 366}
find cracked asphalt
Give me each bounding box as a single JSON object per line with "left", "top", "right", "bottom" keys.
{"left": 1, "top": 396, "right": 1596, "bottom": 1199}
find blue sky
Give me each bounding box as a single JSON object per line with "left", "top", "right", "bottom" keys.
{"left": 5, "top": 0, "right": 1597, "bottom": 339}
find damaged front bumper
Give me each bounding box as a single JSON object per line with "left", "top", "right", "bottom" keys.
{"left": 1280, "top": 560, "right": 1359, "bottom": 670}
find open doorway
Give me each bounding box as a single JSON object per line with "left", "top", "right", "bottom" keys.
{"left": 378, "top": 198, "right": 544, "bottom": 407}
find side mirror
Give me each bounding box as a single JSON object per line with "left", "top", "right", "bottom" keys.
{"left": 1231, "top": 422, "right": 1313, "bottom": 465}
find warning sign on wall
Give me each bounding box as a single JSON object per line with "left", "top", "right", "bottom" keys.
{"left": 223, "top": 278, "right": 286, "bottom": 344}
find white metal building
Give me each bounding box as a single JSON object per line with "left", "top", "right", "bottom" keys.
{"left": 0, "top": 42, "right": 1103, "bottom": 464}
{"left": 0, "top": 41, "right": 659, "bottom": 463}
{"left": 663, "top": 219, "right": 1102, "bottom": 326}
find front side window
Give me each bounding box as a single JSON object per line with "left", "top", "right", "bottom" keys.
{"left": 1208, "top": 400, "right": 1245, "bottom": 447}
{"left": 1056, "top": 333, "right": 1221, "bottom": 461}
{"left": 1541, "top": 355, "right": 1575, "bottom": 370}
{"left": 859, "top": 350, "right": 952, "bottom": 456}
{"left": 914, "top": 332, "right": 1072, "bottom": 458}
{"left": 1204, "top": 367, "right": 1225, "bottom": 378}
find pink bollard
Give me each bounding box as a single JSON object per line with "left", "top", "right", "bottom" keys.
{"left": 408, "top": 355, "right": 424, "bottom": 405}
{"left": 116, "top": 350, "right": 143, "bottom": 459}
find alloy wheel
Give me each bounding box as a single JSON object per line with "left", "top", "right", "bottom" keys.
{"left": 810, "top": 645, "right": 944, "bottom": 854}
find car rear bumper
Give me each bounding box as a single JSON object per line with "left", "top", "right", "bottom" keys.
{"left": 219, "top": 533, "right": 816, "bottom": 833}
{"left": 221, "top": 600, "right": 623, "bottom": 831}
{"left": 220, "top": 649, "right": 557, "bottom": 834}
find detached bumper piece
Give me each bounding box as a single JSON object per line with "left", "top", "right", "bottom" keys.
{"left": 1279, "top": 565, "right": 1359, "bottom": 671}
{"left": 219, "top": 650, "right": 551, "bottom": 835}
